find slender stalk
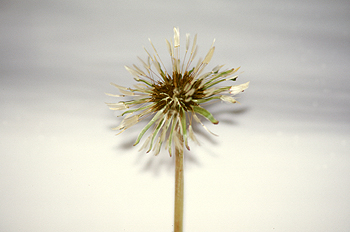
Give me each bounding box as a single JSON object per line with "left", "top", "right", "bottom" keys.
{"left": 174, "top": 145, "right": 184, "bottom": 232}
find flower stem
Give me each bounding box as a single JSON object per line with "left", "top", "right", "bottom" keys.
{"left": 174, "top": 145, "right": 184, "bottom": 232}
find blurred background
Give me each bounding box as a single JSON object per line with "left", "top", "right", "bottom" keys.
{"left": 1, "top": 0, "right": 349, "bottom": 231}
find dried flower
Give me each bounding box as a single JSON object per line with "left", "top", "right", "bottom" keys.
{"left": 107, "top": 27, "right": 249, "bottom": 156}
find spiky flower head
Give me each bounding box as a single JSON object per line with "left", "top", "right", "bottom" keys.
{"left": 107, "top": 27, "right": 249, "bottom": 156}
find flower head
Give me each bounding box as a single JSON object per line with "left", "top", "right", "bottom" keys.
{"left": 107, "top": 27, "right": 249, "bottom": 156}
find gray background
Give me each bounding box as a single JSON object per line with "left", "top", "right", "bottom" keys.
{"left": 1, "top": 0, "right": 349, "bottom": 231}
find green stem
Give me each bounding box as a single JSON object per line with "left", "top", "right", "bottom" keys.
{"left": 174, "top": 143, "right": 184, "bottom": 232}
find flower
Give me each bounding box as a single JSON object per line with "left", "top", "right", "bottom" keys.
{"left": 107, "top": 27, "right": 249, "bottom": 156}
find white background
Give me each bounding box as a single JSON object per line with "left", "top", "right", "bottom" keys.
{"left": 1, "top": 0, "right": 349, "bottom": 231}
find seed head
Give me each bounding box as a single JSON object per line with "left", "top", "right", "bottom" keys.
{"left": 106, "top": 27, "right": 249, "bottom": 156}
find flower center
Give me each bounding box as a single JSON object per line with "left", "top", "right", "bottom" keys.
{"left": 151, "top": 72, "right": 204, "bottom": 113}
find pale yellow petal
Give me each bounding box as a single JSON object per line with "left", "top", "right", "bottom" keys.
{"left": 105, "top": 93, "right": 124, "bottom": 97}
{"left": 203, "top": 46, "right": 215, "bottom": 64}
{"left": 165, "top": 39, "right": 173, "bottom": 57}
{"left": 185, "top": 33, "right": 190, "bottom": 51}
{"left": 220, "top": 95, "right": 237, "bottom": 103}
{"left": 125, "top": 65, "right": 139, "bottom": 77}
{"left": 174, "top": 27, "right": 180, "bottom": 47}
{"left": 229, "top": 81, "right": 250, "bottom": 95}
{"left": 192, "top": 113, "right": 218, "bottom": 136}
{"left": 188, "top": 125, "right": 200, "bottom": 145}
{"left": 106, "top": 102, "right": 128, "bottom": 110}
{"left": 139, "top": 134, "right": 152, "bottom": 152}
{"left": 191, "top": 34, "right": 197, "bottom": 55}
